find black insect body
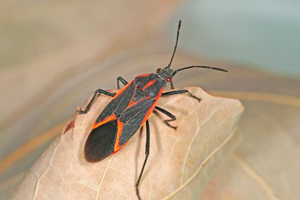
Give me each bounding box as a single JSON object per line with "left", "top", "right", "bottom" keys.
{"left": 77, "top": 21, "right": 228, "bottom": 200}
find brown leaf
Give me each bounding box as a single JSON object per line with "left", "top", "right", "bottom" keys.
{"left": 201, "top": 154, "right": 275, "bottom": 200}
{"left": 202, "top": 91, "right": 300, "bottom": 200}
{"left": 11, "top": 87, "right": 244, "bottom": 200}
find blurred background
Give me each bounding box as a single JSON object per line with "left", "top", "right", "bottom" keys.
{"left": 0, "top": 0, "right": 299, "bottom": 199}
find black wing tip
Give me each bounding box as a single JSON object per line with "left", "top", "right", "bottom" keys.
{"left": 84, "top": 155, "right": 99, "bottom": 163}
{"left": 84, "top": 153, "right": 105, "bottom": 163}
{"left": 84, "top": 145, "right": 102, "bottom": 162}
{"left": 84, "top": 119, "right": 118, "bottom": 163}
{"left": 84, "top": 144, "right": 112, "bottom": 162}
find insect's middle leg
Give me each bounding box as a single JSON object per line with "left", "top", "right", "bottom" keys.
{"left": 155, "top": 106, "right": 177, "bottom": 130}
{"left": 136, "top": 120, "right": 150, "bottom": 200}
{"left": 117, "top": 76, "right": 128, "bottom": 89}
{"left": 162, "top": 89, "right": 201, "bottom": 101}
{"left": 77, "top": 89, "right": 115, "bottom": 114}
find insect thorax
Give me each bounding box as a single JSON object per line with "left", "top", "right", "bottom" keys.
{"left": 134, "top": 73, "right": 165, "bottom": 98}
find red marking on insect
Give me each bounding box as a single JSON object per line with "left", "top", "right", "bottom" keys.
{"left": 143, "top": 80, "right": 156, "bottom": 89}
{"left": 167, "top": 77, "right": 172, "bottom": 82}
{"left": 92, "top": 114, "right": 116, "bottom": 129}
{"left": 114, "top": 120, "right": 125, "bottom": 152}
{"left": 113, "top": 141, "right": 129, "bottom": 154}
{"left": 157, "top": 68, "right": 161, "bottom": 71}
{"left": 136, "top": 74, "right": 150, "bottom": 78}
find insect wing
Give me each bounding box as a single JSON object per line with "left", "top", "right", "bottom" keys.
{"left": 116, "top": 97, "right": 156, "bottom": 148}
{"left": 95, "top": 80, "right": 136, "bottom": 124}
{"left": 84, "top": 119, "right": 118, "bottom": 162}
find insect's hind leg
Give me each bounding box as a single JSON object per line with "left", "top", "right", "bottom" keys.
{"left": 136, "top": 120, "right": 150, "bottom": 200}
{"left": 117, "top": 76, "right": 128, "bottom": 89}
{"left": 77, "top": 89, "right": 115, "bottom": 114}
{"left": 155, "top": 106, "right": 177, "bottom": 130}
{"left": 162, "top": 89, "right": 201, "bottom": 101}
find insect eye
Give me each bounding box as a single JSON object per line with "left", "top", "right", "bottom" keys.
{"left": 157, "top": 68, "right": 161, "bottom": 71}
{"left": 167, "top": 77, "right": 172, "bottom": 82}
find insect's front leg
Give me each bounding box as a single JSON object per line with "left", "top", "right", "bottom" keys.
{"left": 155, "top": 106, "right": 177, "bottom": 130}
{"left": 117, "top": 76, "right": 128, "bottom": 89}
{"left": 77, "top": 89, "right": 116, "bottom": 114}
{"left": 170, "top": 81, "right": 175, "bottom": 89}
{"left": 162, "top": 89, "right": 201, "bottom": 101}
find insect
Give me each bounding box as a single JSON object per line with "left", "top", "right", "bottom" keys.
{"left": 77, "top": 20, "right": 228, "bottom": 199}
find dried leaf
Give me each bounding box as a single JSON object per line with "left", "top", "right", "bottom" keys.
{"left": 202, "top": 91, "right": 300, "bottom": 200}
{"left": 201, "top": 154, "right": 275, "bottom": 200}
{"left": 11, "top": 87, "right": 244, "bottom": 200}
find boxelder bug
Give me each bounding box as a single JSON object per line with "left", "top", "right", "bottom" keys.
{"left": 77, "top": 20, "right": 228, "bottom": 199}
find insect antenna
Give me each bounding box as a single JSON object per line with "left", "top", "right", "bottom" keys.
{"left": 172, "top": 65, "right": 228, "bottom": 76}
{"left": 166, "top": 20, "right": 181, "bottom": 69}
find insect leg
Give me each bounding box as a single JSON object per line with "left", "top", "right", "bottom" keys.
{"left": 77, "top": 89, "right": 115, "bottom": 114}
{"left": 162, "top": 89, "right": 201, "bottom": 101}
{"left": 155, "top": 106, "right": 177, "bottom": 130}
{"left": 117, "top": 76, "right": 128, "bottom": 89}
{"left": 170, "top": 81, "right": 175, "bottom": 89}
{"left": 136, "top": 120, "right": 150, "bottom": 200}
